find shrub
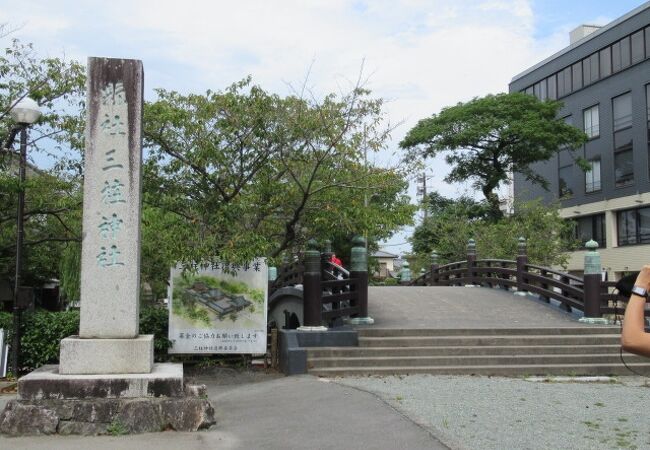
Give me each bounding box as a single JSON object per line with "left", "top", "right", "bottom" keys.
{"left": 139, "top": 306, "right": 172, "bottom": 359}
{"left": 1, "top": 306, "right": 172, "bottom": 372}
{"left": 20, "top": 310, "right": 80, "bottom": 370}
{"left": 384, "top": 277, "right": 398, "bottom": 286}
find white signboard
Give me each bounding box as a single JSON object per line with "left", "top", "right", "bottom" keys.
{"left": 168, "top": 259, "right": 267, "bottom": 354}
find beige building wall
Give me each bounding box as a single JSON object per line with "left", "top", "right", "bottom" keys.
{"left": 560, "top": 192, "right": 650, "bottom": 280}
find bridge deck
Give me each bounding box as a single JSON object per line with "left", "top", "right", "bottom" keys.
{"left": 366, "top": 286, "right": 603, "bottom": 329}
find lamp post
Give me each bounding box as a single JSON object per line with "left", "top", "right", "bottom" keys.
{"left": 8, "top": 97, "right": 41, "bottom": 376}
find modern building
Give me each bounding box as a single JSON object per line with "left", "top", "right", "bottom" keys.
{"left": 510, "top": 2, "right": 650, "bottom": 280}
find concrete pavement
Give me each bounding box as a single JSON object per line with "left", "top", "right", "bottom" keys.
{"left": 0, "top": 373, "right": 449, "bottom": 449}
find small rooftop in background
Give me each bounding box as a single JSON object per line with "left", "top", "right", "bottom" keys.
{"left": 371, "top": 250, "right": 399, "bottom": 259}
{"left": 569, "top": 24, "right": 602, "bottom": 44}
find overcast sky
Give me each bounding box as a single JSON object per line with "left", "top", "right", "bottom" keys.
{"left": 1, "top": 0, "right": 647, "bottom": 253}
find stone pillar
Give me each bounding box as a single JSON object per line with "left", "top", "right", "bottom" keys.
{"left": 299, "top": 239, "right": 326, "bottom": 331}
{"left": 347, "top": 236, "right": 374, "bottom": 325}
{"left": 3, "top": 59, "right": 210, "bottom": 438}
{"left": 465, "top": 239, "right": 477, "bottom": 287}
{"left": 59, "top": 57, "right": 152, "bottom": 375}
{"left": 580, "top": 240, "right": 608, "bottom": 324}
{"left": 514, "top": 237, "right": 528, "bottom": 297}
{"left": 429, "top": 251, "right": 439, "bottom": 286}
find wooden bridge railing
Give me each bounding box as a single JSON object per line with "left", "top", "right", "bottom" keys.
{"left": 269, "top": 236, "right": 370, "bottom": 328}
{"left": 411, "top": 238, "right": 642, "bottom": 319}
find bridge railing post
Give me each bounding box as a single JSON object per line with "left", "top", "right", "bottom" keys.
{"left": 466, "top": 239, "right": 477, "bottom": 286}
{"left": 580, "top": 240, "right": 607, "bottom": 324}
{"left": 320, "top": 238, "right": 335, "bottom": 278}
{"left": 299, "top": 239, "right": 326, "bottom": 330}
{"left": 429, "top": 251, "right": 439, "bottom": 286}
{"left": 347, "top": 236, "right": 374, "bottom": 325}
{"left": 514, "top": 237, "right": 528, "bottom": 297}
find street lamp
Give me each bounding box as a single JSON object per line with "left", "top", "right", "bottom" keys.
{"left": 8, "top": 97, "right": 41, "bottom": 376}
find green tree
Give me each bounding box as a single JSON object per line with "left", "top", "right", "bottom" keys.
{"left": 411, "top": 195, "right": 574, "bottom": 267}
{"left": 142, "top": 77, "right": 414, "bottom": 274}
{"left": 400, "top": 92, "right": 587, "bottom": 219}
{"left": 0, "top": 35, "right": 85, "bottom": 297}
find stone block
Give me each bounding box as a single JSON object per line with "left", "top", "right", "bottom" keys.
{"left": 58, "top": 421, "right": 108, "bottom": 436}
{"left": 116, "top": 399, "right": 164, "bottom": 434}
{"left": 18, "top": 363, "right": 183, "bottom": 400}
{"left": 0, "top": 401, "right": 58, "bottom": 436}
{"left": 160, "top": 398, "right": 215, "bottom": 431}
{"left": 185, "top": 383, "right": 207, "bottom": 397}
{"left": 1, "top": 395, "right": 216, "bottom": 436}
{"left": 59, "top": 335, "right": 153, "bottom": 374}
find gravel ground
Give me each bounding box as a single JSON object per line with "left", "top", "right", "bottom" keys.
{"left": 335, "top": 375, "right": 650, "bottom": 450}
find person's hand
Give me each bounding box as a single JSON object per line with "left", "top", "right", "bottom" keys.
{"left": 634, "top": 265, "right": 650, "bottom": 291}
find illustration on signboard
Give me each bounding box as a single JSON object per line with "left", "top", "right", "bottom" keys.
{"left": 168, "top": 259, "right": 268, "bottom": 354}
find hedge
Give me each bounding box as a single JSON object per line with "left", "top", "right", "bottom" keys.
{"left": 0, "top": 307, "right": 171, "bottom": 372}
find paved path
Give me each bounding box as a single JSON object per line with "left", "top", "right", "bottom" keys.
{"left": 0, "top": 374, "right": 448, "bottom": 449}
{"left": 367, "top": 286, "right": 590, "bottom": 329}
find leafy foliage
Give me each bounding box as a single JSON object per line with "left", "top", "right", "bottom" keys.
{"left": 400, "top": 93, "right": 587, "bottom": 218}
{"left": 139, "top": 307, "right": 172, "bottom": 357}
{"left": 143, "top": 77, "right": 415, "bottom": 272}
{"left": 411, "top": 195, "right": 575, "bottom": 267}
{"left": 0, "top": 35, "right": 85, "bottom": 298}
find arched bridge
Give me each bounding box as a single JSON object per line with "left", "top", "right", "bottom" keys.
{"left": 269, "top": 238, "right": 650, "bottom": 377}
{"left": 268, "top": 237, "right": 631, "bottom": 331}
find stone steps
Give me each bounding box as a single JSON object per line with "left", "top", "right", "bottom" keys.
{"left": 308, "top": 353, "right": 645, "bottom": 368}
{"left": 308, "top": 363, "right": 650, "bottom": 377}
{"left": 358, "top": 334, "right": 621, "bottom": 347}
{"left": 307, "top": 344, "right": 622, "bottom": 357}
{"left": 306, "top": 327, "right": 647, "bottom": 377}
{"left": 357, "top": 326, "right": 621, "bottom": 337}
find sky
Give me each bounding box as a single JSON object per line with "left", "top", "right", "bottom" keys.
{"left": 1, "top": 0, "right": 647, "bottom": 254}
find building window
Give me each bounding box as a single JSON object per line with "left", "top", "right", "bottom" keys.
{"left": 618, "top": 206, "right": 650, "bottom": 246}
{"left": 620, "top": 36, "right": 631, "bottom": 69}
{"left": 647, "top": 84, "right": 650, "bottom": 122}
{"left": 547, "top": 74, "right": 557, "bottom": 100}
{"left": 583, "top": 53, "right": 599, "bottom": 86}
{"left": 572, "top": 62, "right": 582, "bottom": 91}
{"left": 612, "top": 42, "right": 622, "bottom": 72}
{"left": 614, "top": 146, "right": 634, "bottom": 187}
{"left": 533, "top": 80, "right": 547, "bottom": 100}
{"left": 585, "top": 159, "right": 601, "bottom": 193}
{"left": 559, "top": 164, "right": 573, "bottom": 197}
{"left": 632, "top": 29, "right": 645, "bottom": 64}
{"left": 557, "top": 70, "right": 566, "bottom": 97}
{"left": 575, "top": 214, "right": 606, "bottom": 247}
{"left": 613, "top": 92, "right": 632, "bottom": 131}
{"left": 600, "top": 47, "right": 612, "bottom": 77}
{"left": 583, "top": 105, "right": 599, "bottom": 139}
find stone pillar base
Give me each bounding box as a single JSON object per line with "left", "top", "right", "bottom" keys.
{"left": 578, "top": 317, "right": 610, "bottom": 325}
{"left": 0, "top": 363, "right": 215, "bottom": 436}
{"left": 18, "top": 364, "right": 182, "bottom": 400}
{"left": 60, "top": 335, "right": 153, "bottom": 375}
{"left": 346, "top": 316, "right": 375, "bottom": 325}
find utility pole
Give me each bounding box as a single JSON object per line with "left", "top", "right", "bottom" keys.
{"left": 416, "top": 171, "right": 428, "bottom": 220}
